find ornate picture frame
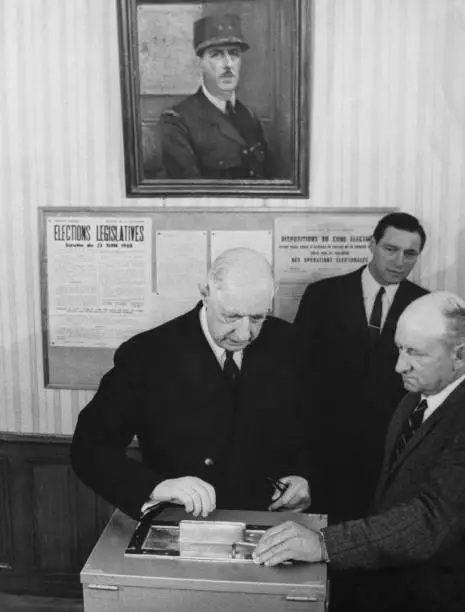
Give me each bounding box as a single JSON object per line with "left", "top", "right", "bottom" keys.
{"left": 117, "top": 0, "right": 311, "bottom": 198}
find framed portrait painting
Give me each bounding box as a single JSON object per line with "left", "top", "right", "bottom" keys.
{"left": 117, "top": 0, "right": 311, "bottom": 197}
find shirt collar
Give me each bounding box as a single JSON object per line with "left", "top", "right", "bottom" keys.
{"left": 201, "top": 82, "right": 236, "bottom": 114}
{"left": 199, "top": 304, "right": 242, "bottom": 366}
{"left": 362, "top": 265, "right": 399, "bottom": 306}
{"left": 422, "top": 373, "right": 465, "bottom": 416}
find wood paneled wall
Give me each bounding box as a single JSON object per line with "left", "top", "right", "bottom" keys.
{"left": 1, "top": 0, "right": 465, "bottom": 433}
{"left": 0, "top": 433, "right": 112, "bottom": 597}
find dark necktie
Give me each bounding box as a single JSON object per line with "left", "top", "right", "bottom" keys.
{"left": 368, "top": 286, "right": 385, "bottom": 346}
{"left": 223, "top": 350, "right": 240, "bottom": 392}
{"left": 391, "top": 398, "right": 428, "bottom": 465}
{"left": 225, "top": 100, "right": 236, "bottom": 122}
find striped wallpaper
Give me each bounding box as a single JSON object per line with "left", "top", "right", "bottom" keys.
{"left": 1, "top": 0, "right": 465, "bottom": 434}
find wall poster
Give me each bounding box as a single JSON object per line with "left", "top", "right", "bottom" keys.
{"left": 274, "top": 214, "right": 378, "bottom": 322}
{"left": 41, "top": 208, "right": 390, "bottom": 389}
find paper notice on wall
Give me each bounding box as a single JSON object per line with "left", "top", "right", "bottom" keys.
{"left": 274, "top": 214, "right": 382, "bottom": 322}
{"left": 47, "top": 216, "right": 152, "bottom": 348}
{"left": 210, "top": 231, "right": 273, "bottom": 264}
{"left": 155, "top": 231, "right": 207, "bottom": 296}
{"left": 149, "top": 294, "right": 199, "bottom": 329}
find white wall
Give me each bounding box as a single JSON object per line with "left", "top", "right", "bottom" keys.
{"left": 1, "top": 0, "right": 465, "bottom": 433}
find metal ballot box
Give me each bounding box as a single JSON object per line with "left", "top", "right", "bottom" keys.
{"left": 81, "top": 508, "right": 328, "bottom": 612}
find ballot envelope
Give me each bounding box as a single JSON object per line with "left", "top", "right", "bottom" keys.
{"left": 81, "top": 507, "right": 328, "bottom": 611}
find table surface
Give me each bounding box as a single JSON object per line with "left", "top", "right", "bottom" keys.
{"left": 81, "top": 508, "right": 327, "bottom": 598}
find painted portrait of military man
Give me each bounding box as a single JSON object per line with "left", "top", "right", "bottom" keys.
{"left": 160, "top": 13, "right": 272, "bottom": 180}
{"left": 119, "top": 0, "right": 309, "bottom": 196}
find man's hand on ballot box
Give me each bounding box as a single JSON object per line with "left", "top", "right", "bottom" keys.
{"left": 253, "top": 520, "right": 324, "bottom": 567}
{"left": 268, "top": 476, "right": 311, "bottom": 512}
{"left": 150, "top": 476, "right": 216, "bottom": 518}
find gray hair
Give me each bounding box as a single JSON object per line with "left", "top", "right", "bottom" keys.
{"left": 207, "top": 247, "right": 274, "bottom": 293}
{"left": 436, "top": 291, "right": 465, "bottom": 348}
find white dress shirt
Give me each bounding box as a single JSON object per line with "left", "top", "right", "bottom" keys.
{"left": 421, "top": 373, "right": 465, "bottom": 423}
{"left": 199, "top": 304, "right": 242, "bottom": 369}
{"left": 201, "top": 83, "right": 236, "bottom": 114}
{"left": 362, "top": 266, "right": 399, "bottom": 330}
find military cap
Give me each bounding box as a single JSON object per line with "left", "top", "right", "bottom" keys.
{"left": 194, "top": 14, "right": 249, "bottom": 55}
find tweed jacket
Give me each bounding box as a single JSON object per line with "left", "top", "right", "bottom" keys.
{"left": 324, "top": 381, "right": 465, "bottom": 606}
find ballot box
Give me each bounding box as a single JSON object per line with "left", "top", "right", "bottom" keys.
{"left": 81, "top": 508, "right": 328, "bottom": 612}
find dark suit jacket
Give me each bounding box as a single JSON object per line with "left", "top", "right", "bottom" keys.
{"left": 71, "top": 304, "right": 309, "bottom": 519}
{"left": 325, "top": 381, "right": 465, "bottom": 610}
{"left": 294, "top": 266, "right": 428, "bottom": 519}
{"left": 161, "top": 89, "right": 271, "bottom": 179}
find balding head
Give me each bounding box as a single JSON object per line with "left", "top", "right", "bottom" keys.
{"left": 395, "top": 291, "right": 465, "bottom": 395}
{"left": 201, "top": 248, "right": 274, "bottom": 351}
{"left": 208, "top": 247, "right": 274, "bottom": 298}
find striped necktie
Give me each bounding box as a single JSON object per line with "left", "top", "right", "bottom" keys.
{"left": 391, "top": 398, "right": 428, "bottom": 465}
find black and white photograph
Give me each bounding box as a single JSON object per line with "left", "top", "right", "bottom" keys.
{"left": 3, "top": 0, "right": 465, "bottom": 610}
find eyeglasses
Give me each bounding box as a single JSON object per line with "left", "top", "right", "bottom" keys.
{"left": 266, "top": 476, "right": 289, "bottom": 498}
{"left": 220, "top": 312, "right": 270, "bottom": 325}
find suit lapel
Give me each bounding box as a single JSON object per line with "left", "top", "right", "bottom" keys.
{"left": 383, "top": 381, "right": 465, "bottom": 483}
{"left": 196, "top": 91, "right": 246, "bottom": 146}
{"left": 380, "top": 281, "right": 413, "bottom": 341}
{"left": 374, "top": 393, "right": 417, "bottom": 497}
{"left": 213, "top": 112, "right": 246, "bottom": 146}
{"left": 385, "top": 394, "right": 427, "bottom": 476}
{"left": 215, "top": 118, "right": 246, "bottom": 146}
{"left": 342, "top": 268, "right": 371, "bottom": 348}
{"left": 178, "top": 304, "right": 232, "bottom": 402}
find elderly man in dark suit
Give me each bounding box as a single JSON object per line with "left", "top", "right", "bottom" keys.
{"left": 255, "top": 291, "right": 465, "bottom": 611}
{"left": 161, "top": 13, "right": 271, "bottom": 179}
{"left": 71, "top": 248, "right": 310, "bottom": 520}
{"left": 294, "top": 212, "right": 428, "bottom": 521}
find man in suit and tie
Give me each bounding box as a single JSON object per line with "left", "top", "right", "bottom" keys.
{"left": 71, "top": 248, "right": 310, "bottom": 520}
{"left": 255, "top": 291, "right": 465, "bottom": 611}
{"left": 161, "top": 13, "right": 272, "bottom": 179}
{"left": 294, "top": 212, "right": 428, "bottom": 521}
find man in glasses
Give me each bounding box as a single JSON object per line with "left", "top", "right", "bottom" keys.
{"left": 71, "top": 248, "right": 310, "bottom": 519}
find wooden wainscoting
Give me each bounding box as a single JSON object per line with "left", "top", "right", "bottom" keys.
{"left": 0, "top": 432, "right": 113, "bottom": 598}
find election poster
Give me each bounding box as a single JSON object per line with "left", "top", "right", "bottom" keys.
{"left": 47, "top": 216, "right": 152, "bottom": 348}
